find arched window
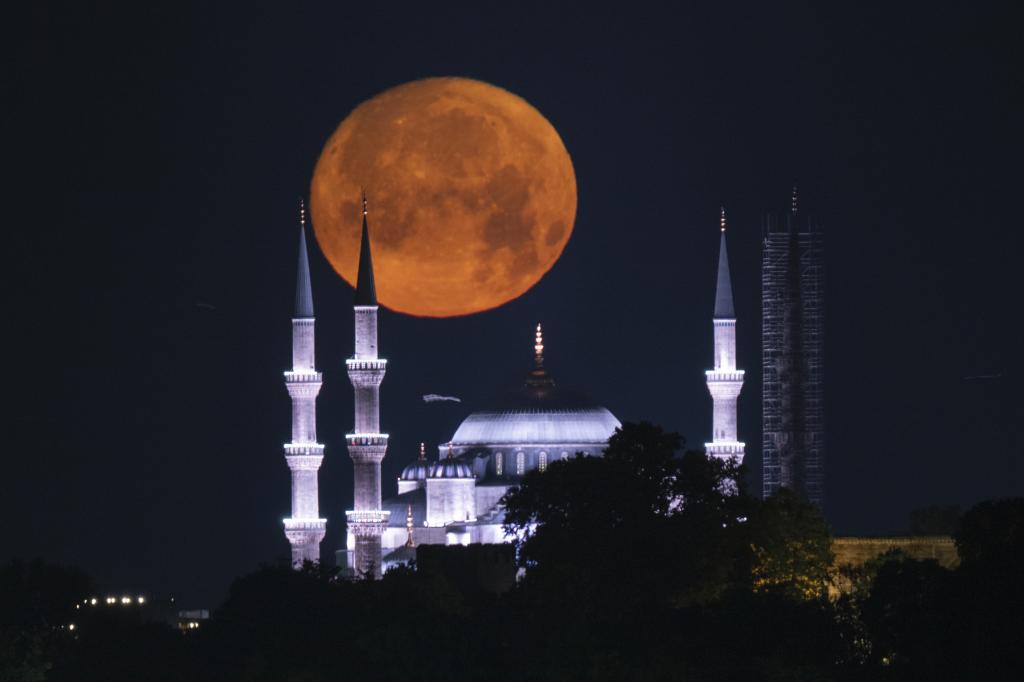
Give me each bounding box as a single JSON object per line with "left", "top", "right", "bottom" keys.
{"left": 539, "top": 451, "right": 548, "bottom": 472}
{"left": 561, "top": 451, "right": 569, "bottom": 461}
{"left": 495, "top": 452, "right": 503, "bottom": 476}
{"left": 516, "top": 451, "right": 525, "bottom": 475}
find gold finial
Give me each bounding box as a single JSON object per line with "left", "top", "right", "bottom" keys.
{"left": 720, "top": 206, "right": 727, "bottom": 233}
{"left": 791, "top": 185, "right": 799, "bottom": 214}
{"left": 418, "top": 442, "right": 426, "bottom": 462}
{"left": 299, "top": 198, "right": 306, "bottom": 228}
{"left": 534, "top": 323, "right": 544, "bottom": 368}
{"left": 362, "top": 189, "right": 368, "bottom": 217}
{"left": 405, "top": 504, "right": 415, "bottom": 547}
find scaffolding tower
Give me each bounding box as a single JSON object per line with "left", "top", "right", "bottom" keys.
{"left": 761, "top": 207, "right": 825, "bottom": 507}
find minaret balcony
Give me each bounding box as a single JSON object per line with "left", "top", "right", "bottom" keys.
{"left": 705, "top": 370, "right": 745, "bottom": 382}
{"left": 706, "top": 441, "right": 746, "bottom": 454}
{"left": 284, "top": 443, "right": 325, "bottom": 456}
{"left": 345, "top": 510, "right": 390, "bottom": 535}
{"left": 284, "top": 371, "right": 323, "bottom": 387}
{"left": 346, "top": 433, "right": 389, "bottom": 446}
{"left": 283, "top": 518, "right": 327, "bottom": 531}
{"left": 346, "top": 359, "right": 387, "bottom": 371}
{"left": 283, "top": 519, "right": 327, "bottom": 546}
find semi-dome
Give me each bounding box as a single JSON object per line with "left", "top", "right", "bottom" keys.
{"left": 449, "top": 324, "right": 620, "bottom": 448}
{"left": 428, "top": 459, "right": 474, "bottom": 479}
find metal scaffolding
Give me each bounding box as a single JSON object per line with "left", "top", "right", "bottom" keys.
{"left": 761, "top": 211, "right": 825, "bottom": 507}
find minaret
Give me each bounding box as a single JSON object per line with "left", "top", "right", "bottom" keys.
{"left": 705, "top": 207, "right": 746, "bottom": 468}
{"left": 344, "top": 194, "right": 390, "bottom": 578}
{"left": 283, "top": 201, "right": 327, "bottom": 565}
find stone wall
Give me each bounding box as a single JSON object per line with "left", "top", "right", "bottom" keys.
{"left": 832, "top": 536, "right": 959, "bottom": 569}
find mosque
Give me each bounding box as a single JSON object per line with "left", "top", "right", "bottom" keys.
{"left": 280, "top": 200, "right": 744, "bottom": 577}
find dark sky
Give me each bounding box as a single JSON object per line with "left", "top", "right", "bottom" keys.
{"left": 7, "top": 2, "right": 1013, "bottom": 607}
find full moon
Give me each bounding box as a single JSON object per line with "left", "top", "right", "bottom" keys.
{"left": 310, "top": 77, "right": 577, "bottom": 317}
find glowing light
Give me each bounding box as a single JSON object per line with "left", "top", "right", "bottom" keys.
{"left": 121, "top": 597, "right": 131, "bottom": 604}
{"left": 69, "top": 623, "right": 76, "bottom": 631}
{"left": 137, "top": 596, "right": 145, "bottom": 604}
{"left": 534, "top": 323, "right": 544, "bottom": 366}
{"left": 106, "top": 597, "right": 115, "bottom": 605}
{"left": 90, "top": 598, "right": 97, "bottom": 605}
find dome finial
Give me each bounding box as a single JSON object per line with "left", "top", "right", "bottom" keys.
{"left": 405, "top": 504, "right": 415, "bottom": 547}
{"left": 299, "top": 197, "right": 307, "bottom": 228}
{"left": 418, "top": 442, "right": 426, "bottom": 461}
{"left": 534, "top": 323, "right": 544, "bottom": 368}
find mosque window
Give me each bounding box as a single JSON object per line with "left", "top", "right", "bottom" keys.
{"left": 516, "top": 451, "right": 525, "bottom": 475}
{"left": 539, "top": 452, "right": 547, "bottom": 472}
{"left": 495, "top": 453, "right": 503, "bottom": 476}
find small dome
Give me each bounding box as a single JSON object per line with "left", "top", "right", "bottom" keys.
{"left": 428, "top": 459, "right": 473, "bottom": 479}
{"left": 400, "top": 442, "right": 431, "bottom": 481}
{"left": 400, "top": 461, "right": 431, "bottom": 481}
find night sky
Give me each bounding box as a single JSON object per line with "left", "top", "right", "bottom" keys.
{"left": 8, "top": 2, "right": 1013, "bottom": 607}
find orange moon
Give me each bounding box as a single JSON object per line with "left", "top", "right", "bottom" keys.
{"left": 309, "top": 77, "right": 576, "bottom": 317}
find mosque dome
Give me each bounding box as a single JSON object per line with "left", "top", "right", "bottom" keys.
{"left": 399, "top": 443, "right": 431, "bottom": 481}
{"left": 400, "top": 460, "right": 431, "bottom": 481}
{"left": 449, "top": 324, "right": 621, "bottom": 450}
{"left": 449, "top": 389, "right": 620, "bottom": 447}
{"left": 428, "top": 458, "right": 474, "bottom": 479}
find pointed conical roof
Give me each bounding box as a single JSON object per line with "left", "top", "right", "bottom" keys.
{"left": 295, "top": 218, "right": 315, "bottom": 319}
{"left": 714, "top": 215, "right": 735, "bottom": 320}
{"left": 355, "top": 195, "right": 378, "bottom": 306}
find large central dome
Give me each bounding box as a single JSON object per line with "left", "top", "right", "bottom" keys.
{"left": 450, "top": 383, "right": 620, "bottom": 446}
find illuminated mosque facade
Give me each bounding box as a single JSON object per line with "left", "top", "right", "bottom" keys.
{"left": 281, "top": 200, "right": 744, "bottom": 575}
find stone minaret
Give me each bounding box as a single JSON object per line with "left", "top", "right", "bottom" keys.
{"left": 344, "top": 195, "right": 389, "bottom": 578}
{"left": 705, "top": 207, "right": 746, "bottom": 466}
{"left": 283, "top": 202, "right": 327, "bottom": 565}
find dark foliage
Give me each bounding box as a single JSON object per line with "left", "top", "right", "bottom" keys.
{"left": 3, "top": 427, "right": 1022, "bottom": 680}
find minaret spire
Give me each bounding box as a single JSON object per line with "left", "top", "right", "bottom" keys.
{"left": 705, "top": 206, "right": 745, "bottom": 477}
{"left": 295, "top": 199, "right": 314, "bottom": 319}
{"left": 714, "top": 210, "right": 735, "bottom": 320}
{"left": 283, "top": 200, "right": 326, "bottom": 566}
{"left": 355, "top": 191, "right": 378, "bottom": 306}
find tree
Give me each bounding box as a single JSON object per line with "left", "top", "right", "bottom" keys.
{"left": 502, "top": 422, "right": 749, "bottom": 617}
{"left": 745, "top": 488, "right": 833, "bottom": 600}
{"left": 859, "top": 556, "right": 957, "bottom": 677}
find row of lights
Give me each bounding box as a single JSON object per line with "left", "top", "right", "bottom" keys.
{"left": 75, "top": 596, "right": 147, "bottom": 608}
